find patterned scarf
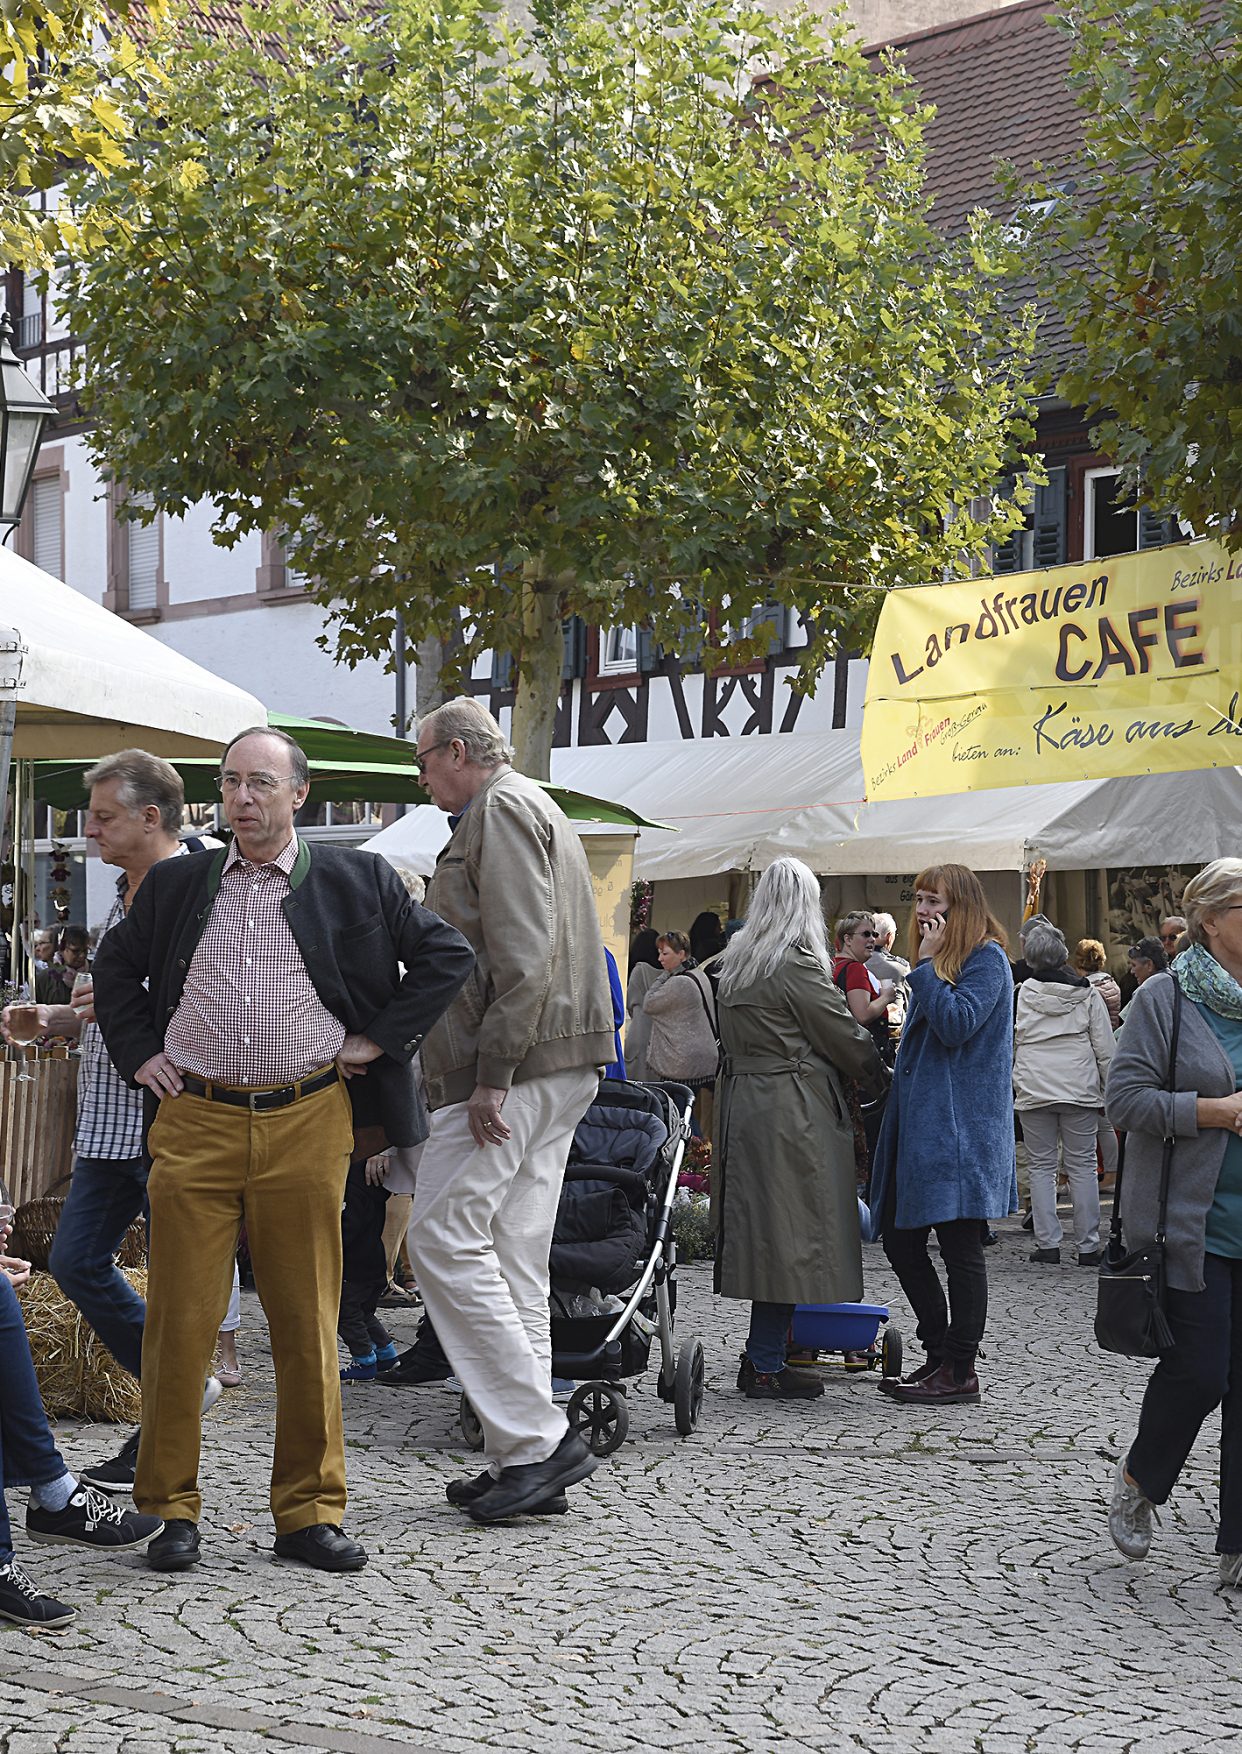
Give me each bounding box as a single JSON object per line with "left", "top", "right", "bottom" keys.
{"left": 1173, "top": 941, "right": 1242, "bottom": 1022}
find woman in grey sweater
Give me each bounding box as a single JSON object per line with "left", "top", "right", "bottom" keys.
{"left": 1105, "top": 858, "right": 1242, "bottom": 1586}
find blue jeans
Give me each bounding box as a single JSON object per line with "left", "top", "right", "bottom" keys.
{"left": 48, "top": 1155, "right": 148, "bottom": 1382}
{"left": 0, "top": 1274, "right": 68, "bottom": 1561}
{"left": 746, "top": 1301, "right": 795, "bottom": 1374}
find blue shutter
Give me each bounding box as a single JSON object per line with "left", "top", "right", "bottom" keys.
{"left": 561, "top": 616, "right": 586, "bottom": 680}
{"left": 1138, "top": 505, "right": 1176, "bottom": 550}
{"left": 1031, "top": 467, "right": 1067, "bottom": 569}
{"left": 637, "top": 627, "right": 658, "bottom": 673}
{"left": 491, "top": 649, "right": 514, "bottom": 688}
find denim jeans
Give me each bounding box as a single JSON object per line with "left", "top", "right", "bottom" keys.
{"left": 48, "top": 1155, "right": 148, "bottom": 1381}
{"left": 1127, "top": 1251, "right": 1242, "bottom": 1553}
{"left": 0, "top": 1274, "right": 68, "bottom": 1561}
{"left": 746, "top": 1301, "right": 796, "bottom": 1374}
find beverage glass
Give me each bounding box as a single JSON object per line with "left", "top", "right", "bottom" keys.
{"left": 71, "top": 972, "right": 95, "bottom": 1022}
{"left": 6, "top": 1003, "right": 41, "bottom": 1081}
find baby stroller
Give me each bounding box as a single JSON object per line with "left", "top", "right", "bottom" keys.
{"left": 458, "top": 1078, "right": 701, "bottom": 1457}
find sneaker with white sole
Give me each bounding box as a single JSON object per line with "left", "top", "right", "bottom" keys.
{"left": 1108, "top": 1454, "right": 1158, "bottom": 1560}
{"left": 80, "top": 1380, "right": 221, "bottom": 1496}
{"left": 79, "top": 1427, "right": 140, "bottom": 1494}
{"left": 1219, "top": 1553, "right": 1242, "bottom": 1588}
{"left": 26, "top": 1485, "right": 163, "bottom": 1550}
{"left": 0, "top": 1560, "right": 76, "bottom": 1628}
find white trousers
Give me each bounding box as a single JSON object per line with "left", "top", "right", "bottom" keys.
{"left": 1097, "top": 1113, "right": 1119, "bottom": 1178}
{"left": 1022, "top": 1103, "right": 1102, "bottom": 1253}
{"left": 408, "top": 1065, "right": 599, "bottom": 1470}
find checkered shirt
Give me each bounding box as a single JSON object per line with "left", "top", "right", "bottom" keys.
{"left": 75, "top": 854, "right": 187, "bottom": 1162}
{"left": 164, "top": 835, "right": 345, "bottom": 1086}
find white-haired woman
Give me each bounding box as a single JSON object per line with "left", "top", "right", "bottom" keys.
{"left": 1106, "top": 858, "right": 1242, "bottom": 1584}
{"left": 715, "top": 858, "right": 884, "bottom": 1400}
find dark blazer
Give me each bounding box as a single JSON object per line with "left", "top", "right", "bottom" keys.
{"left": 93, "top": 839, "right": 475, "bottom": 1150}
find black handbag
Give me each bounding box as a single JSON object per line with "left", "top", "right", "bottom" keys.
{"left": 1094, "top": 981, "right": 1180, "bottom": 1359}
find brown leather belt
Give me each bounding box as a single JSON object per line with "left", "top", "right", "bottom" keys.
{"left": 179, "top": 1066, "right": 340, "bottom": 1112}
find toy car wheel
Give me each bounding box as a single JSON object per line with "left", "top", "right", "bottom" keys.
{"left": 567, "top": 1382, "right": 629, "bottom": 1457}
{"left": 459, "top": 1394, "right": 485, "bottom": 1451}
{"left": 881, "top": 1326, "right": 903, "bottom": 1379}
{"left": 674, "top": 1336, "right": 705, "bottom": 1437}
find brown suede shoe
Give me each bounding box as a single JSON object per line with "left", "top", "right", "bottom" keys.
{"left": 889, "top": 1360, "right": 981, "bottom": 1405}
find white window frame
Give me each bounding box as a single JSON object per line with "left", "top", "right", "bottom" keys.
{"left": 597, "top": 624, "right": 640, "bottom": 676}
{"left": 1083, "top": 466, "right": 1135, "bottom": 561}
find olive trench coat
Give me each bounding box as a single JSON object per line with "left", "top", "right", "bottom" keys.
{"left": 714, "top": 946, "right": 885, "bottom": 1305}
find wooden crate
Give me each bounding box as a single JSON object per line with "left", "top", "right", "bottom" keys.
{"left": 0, "top": 1049, "right": 79, "bottom": 1206}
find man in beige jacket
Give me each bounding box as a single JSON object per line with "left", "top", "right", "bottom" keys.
{"left": 408, "top": 699, "right": 614, "bottom": 1522}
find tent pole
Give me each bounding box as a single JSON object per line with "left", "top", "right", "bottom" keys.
{"left": 0, "top": 700, "right": 13, "bottom": 984}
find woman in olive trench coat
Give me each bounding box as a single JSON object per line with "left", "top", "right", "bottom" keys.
{"left": 714, "top": 858, "right": 885, "bottom": 1400}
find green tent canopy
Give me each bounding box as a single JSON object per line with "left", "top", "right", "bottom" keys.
{"left": 31, "top": 712, "right": 666, "bottom": 829}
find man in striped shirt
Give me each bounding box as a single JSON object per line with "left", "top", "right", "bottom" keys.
{"left": 2, "top": 751, "right": 218, "bottom": 1495}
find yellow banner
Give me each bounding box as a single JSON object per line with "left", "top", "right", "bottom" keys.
{"left": 860, "top": 539, "right": 1242, "bottom": 800}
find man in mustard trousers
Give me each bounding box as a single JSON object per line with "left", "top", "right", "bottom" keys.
{"left": 94, "top": 726, "right": 472, "bottom": 1575}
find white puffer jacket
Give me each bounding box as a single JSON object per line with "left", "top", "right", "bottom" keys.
{"left": 1013, "top": 976, "right": 1116, "bottom": 1111}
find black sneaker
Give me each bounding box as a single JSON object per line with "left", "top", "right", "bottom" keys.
{"left": 26, "top": 1485, "right": 163, "bottom": 1550}
{"left": 0, "top": 1560, "right": 76, "bottom": 1628}
{"left": 79, "top": 1428, "right": 140, "bottom": 1494}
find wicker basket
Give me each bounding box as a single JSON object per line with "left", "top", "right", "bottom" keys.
{"left": 11, "top": 1195, "right": 146, "bottom": 1273}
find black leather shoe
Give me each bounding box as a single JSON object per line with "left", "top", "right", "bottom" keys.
{"left": 273, "top": 1523, "right": 367, "bottom": 1572}
{"left": 467, "top": 1430, "right": 598, "bottom": 1524}
{"left": 147, "top": 1519, "right": 200, "bottom": 1572}
{"left": 1030, "top": 1247, "right": 1061, "bottom": 1264}
{"left": 446, "top": 1470, "right": 567, "bottom": 1514}
{"left": 374, "top": 1341, "right": 453, "bottom": 1386}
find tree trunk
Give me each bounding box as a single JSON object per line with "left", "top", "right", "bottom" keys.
{"left": 509, "top": 567, "right": 564, "bottom": 780}
{"left": 413, "top": 633, "right": 448, "bottom": 726}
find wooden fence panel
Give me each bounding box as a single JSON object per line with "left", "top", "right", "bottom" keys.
{"left": 0, "top": 1049, "right": 79, "bottom": 1206}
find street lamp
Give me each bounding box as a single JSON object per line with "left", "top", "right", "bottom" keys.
{"left": 0, "top": 312, "right": 55, "bottom": 535}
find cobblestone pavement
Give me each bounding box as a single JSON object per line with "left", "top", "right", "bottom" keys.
{"left": 3, "top": 1222, "right": 1241, "bottom": 1754}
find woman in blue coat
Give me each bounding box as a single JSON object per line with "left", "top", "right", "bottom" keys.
{"left": 869, "top": 863, "right": 1016, "bottom": 1406}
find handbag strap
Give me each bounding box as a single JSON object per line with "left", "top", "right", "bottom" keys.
{"left": 1110, "top": 976, "right": 1181, "bottom": 1244}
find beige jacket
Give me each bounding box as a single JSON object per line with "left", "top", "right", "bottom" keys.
{"left": 1013, "top": 977, "right": 1116, "bottom": 1111}
{"left": 420, "top": 766, "right": 615, "bottom": 1109}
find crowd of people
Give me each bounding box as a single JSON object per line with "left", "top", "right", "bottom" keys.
{"left": 2, "top": 717, "right": 1240, "bottom": 1623}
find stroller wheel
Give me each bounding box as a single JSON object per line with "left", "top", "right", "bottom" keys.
{"left": 567, "top": 1382, "right": 629, "bottom": 1457}
{"left": 881, "top": 1326, "right": 903, "bottom": 1379}
{"left": 674, "top": 1336, "right": 705, "bottom": 1437}
{"left": 459, "top": 1394, "right": 485, "bottom": 1451}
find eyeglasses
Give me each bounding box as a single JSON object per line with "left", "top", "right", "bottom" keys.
{"left": 216, "top": 772, "right": 289, "bottom": 796}
{"left": 412, "top": 740, "right": 452, "bottom": 775}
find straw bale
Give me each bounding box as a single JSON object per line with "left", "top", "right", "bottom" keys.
{"left": 16, "top": 1268, "right": 144, "bottom": 1423}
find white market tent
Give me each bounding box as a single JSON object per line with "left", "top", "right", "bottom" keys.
{"left": 364, "top": 730, "right": 1242, "bottom": 880}
{"left": 0, "top": 544, "right": 264, "bottom": 757}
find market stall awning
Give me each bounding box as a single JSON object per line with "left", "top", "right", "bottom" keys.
{"left": 376, "top": 732, "right": 1242, "bottom": 880}
{"left": 0, "top": 544, "right": 264, "bottom": 757}
{"left": 32, "top": 711, "right": 666, "bottom": 829}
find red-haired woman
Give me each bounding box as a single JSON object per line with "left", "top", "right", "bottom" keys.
{"left": 868, "top": 864, "right": 1017, "bottom": 1406}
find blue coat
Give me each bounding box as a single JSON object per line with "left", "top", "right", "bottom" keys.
{"left": 868, "top": 940, "right": 1017, "bottom": 1231}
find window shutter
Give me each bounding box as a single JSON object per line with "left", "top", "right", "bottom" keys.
{"left": 127, "top": 494, "right": 160, "bottom": 611}
{"left": 1138, "top": 506, "right": 1175, "bottom": 550}
{"left": 491, "top": 649, "right": 514, "bottom": 689}
{"left": 561, "top": 616, "right": 586, "bottom": 680}
{"left": 30, "top": 477, "right": 62, "bottom": 578}
{"left": 637, "top": 627, "right": 658, "bottom": 673}
{"left": 1031, "top": 467, "right": 1067, "bottom": 569}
